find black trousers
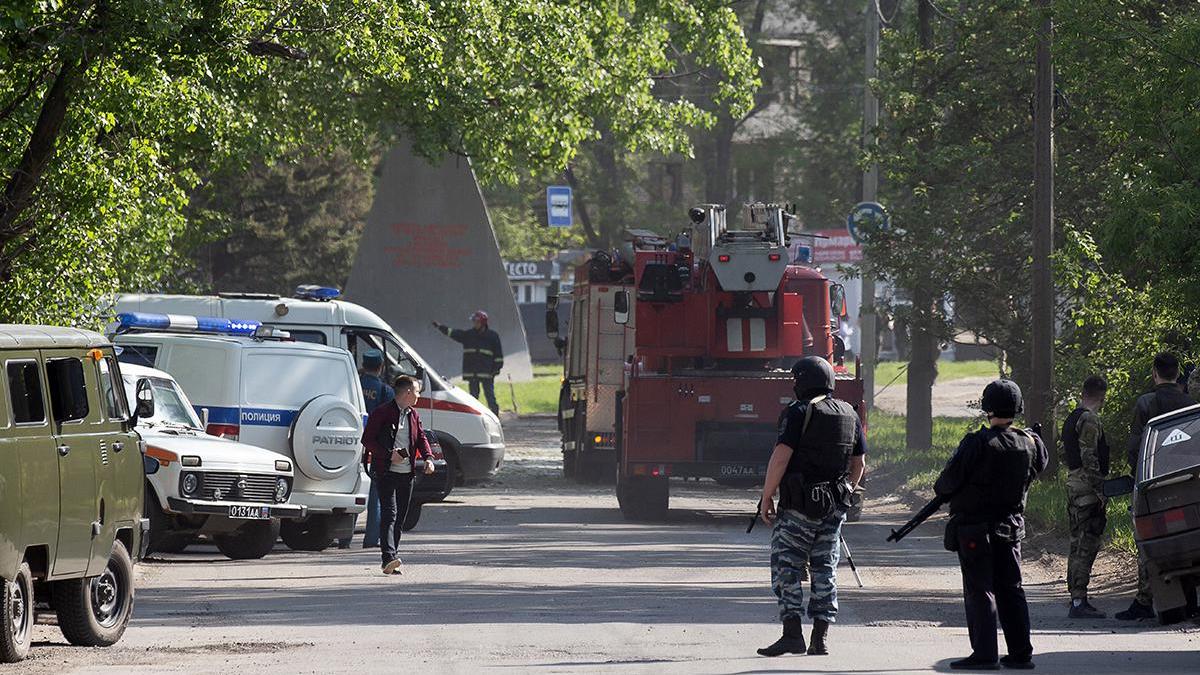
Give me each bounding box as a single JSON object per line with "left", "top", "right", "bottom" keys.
{"left": 468, "top": 377, "right": 499, "bottom": 415}
{"left": 376, "top": 471, "right": 415, "bottom": 565}
{"left": 958, "top": 539, "right": 1032, "bottom": 661}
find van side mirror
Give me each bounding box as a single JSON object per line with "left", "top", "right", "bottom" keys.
{"left": 614, "top": 290, "right": 630, "bottom": 326}
{"left": 133, "top": 378, "right": 154, "bottom": 422}
{"left": 1103, "top": 475, "right": 1135, "bottom": 498}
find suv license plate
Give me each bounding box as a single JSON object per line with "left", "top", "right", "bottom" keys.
{"left": 229, "top": 505, "right": 271, "bottom": 520}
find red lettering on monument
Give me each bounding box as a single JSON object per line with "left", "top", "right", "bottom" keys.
{"left": 385, "top": 222, "right": 472, "bottom": 269}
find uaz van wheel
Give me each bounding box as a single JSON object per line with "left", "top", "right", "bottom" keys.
{"left": 215, "top": 520, "right": 280, "bottom": 560}
{"left": 1, "top": 562, "right": 34, "bottom": 663}
{"left": 280, "top": 517, "right": 334, "bottom": 551}
{"left": 54, "top": 541, "right": 134, "bottom": 647}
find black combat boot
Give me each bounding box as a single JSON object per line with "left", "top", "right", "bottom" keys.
{"left": 807, "top": 619, "right": 829, "bottom": 655}
{"left": 757, "top": 617, "right": 806, "bottom": 657}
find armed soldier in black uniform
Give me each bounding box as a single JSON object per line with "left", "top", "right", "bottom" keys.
{"left": 1116, "top": 352, "right": 1194, "bottom": 621}
{"left": 757, "top": 357, "right": 867, "bottom": 658}
{"left": 934, "top": 380, "right": 1048, "bottom": 671}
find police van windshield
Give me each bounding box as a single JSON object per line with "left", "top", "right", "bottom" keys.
{"left": 123, "top": 376, "right": 203, "bottom": 429}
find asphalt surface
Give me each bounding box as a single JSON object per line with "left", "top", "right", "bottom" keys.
{"left": 23, "top": 416, "right": 1200, "bottom": 674}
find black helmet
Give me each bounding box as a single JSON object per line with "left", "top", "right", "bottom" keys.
{"left": 791, "top": 357, "right": 836, "bottom": 398}
{"left": 981, "top": 379, "right": 1023, "bottom": 417}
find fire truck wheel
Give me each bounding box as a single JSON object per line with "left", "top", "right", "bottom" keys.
{"left": 616, "top": 475, "right": 669, "bottom": 521}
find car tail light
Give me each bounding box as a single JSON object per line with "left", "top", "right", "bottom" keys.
{"left": 1135, "top": 505, "right": 1200, "bottom": 540}
{"left": 206, "top": 423, "right": 240, "bottom": 441}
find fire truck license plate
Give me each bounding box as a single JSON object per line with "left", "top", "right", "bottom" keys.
{"left": 229, "top": 505, "right": 271, "bottom": 520}
{"left": 719, "top": 464, "right": 764, "bottom": 477}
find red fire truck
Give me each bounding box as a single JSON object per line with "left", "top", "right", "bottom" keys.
{"left": 551, "top": 203, "right": 863, "bottom": 516}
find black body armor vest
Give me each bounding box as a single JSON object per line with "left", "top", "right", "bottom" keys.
{"left": 948, "top": 427, "right": 1036, "bottom": 524}
{"left": 782, "top": 397, "right": 858, "bottom": 484}
{"left": 1061, "top": 407, "right": 1110, "bottom": 476}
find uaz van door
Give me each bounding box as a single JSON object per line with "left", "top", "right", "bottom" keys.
{"left": 1, "top": 356, "right": 57, "bottom": 577}
{"left": 44, "top": 352, "right": 102, "bottom": 576}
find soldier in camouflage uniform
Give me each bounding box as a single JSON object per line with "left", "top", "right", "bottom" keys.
{"left": 757, "top": 357, "right": 867, "bottom": 658}
{"left": 1062, "top": 375, "right": 1109, "bottom": 618}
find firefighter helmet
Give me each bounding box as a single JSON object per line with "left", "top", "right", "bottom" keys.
{"left": 470, "top": 310, "right": 489, "bottom": 325}
{"left": 791, "top": 356, "right": 836, "bottom": 397}
{"left": 981, "top": 379, "right": 1023, "bottom": 417}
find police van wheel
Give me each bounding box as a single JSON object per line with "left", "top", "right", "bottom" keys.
{"left": 280, "top": 518, "right": 334, "bottom": 552}
{"left": 1, "top": 562, "right": 34, "bottom": 663}
{"left": 55, "top": 541, "right": 134, "bottom": 647}
{"left": 214, "top": 520, "right": 280, "bottom": 560}
{"left": 616, "top": 475, "right": 669, "bottom": 521}
{"left": 401, "top": 504, "right": 423, "bottom": 532}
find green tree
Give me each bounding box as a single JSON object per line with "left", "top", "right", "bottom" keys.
{"left": 0, "top": 1, "right": 758, "bottom": 324}
{"left": 183, "top": 149, "right": 373, "bottom": 294}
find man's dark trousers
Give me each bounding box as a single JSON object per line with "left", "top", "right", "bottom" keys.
{"left": 468, "top": 377, "right": 499, "bottom": 415}
{"left": 959, "top": 539, "right": 1032, "bottom": 661}
{"left": 377, "top": 471, "right": 415, "bottom": 565}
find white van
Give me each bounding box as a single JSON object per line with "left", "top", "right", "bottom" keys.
{"left": 111, "top": 315, "right": 368, "bottom": 552}
{"left": 113, "top": 287, "right": 505, "bottom": 482}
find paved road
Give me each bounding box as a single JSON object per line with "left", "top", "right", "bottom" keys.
{"left": 24, "top": 417, "right": 1199, "bottom": 674}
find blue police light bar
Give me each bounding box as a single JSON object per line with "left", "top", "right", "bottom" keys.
{"left": 115, "top": 312, "right": 262, "bottom": 336}
{"left": 294, "top": 285, "right": 341, "bottom": 301}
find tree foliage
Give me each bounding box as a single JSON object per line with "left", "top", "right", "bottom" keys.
{"left": 0, "top": 1, "right": 758, "bottom": 324}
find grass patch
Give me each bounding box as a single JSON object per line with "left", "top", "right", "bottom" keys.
{"left": 870, "top": 412, "right": 1136, "bottom": 554}
{"left": 874, "top": 359, "right": 1001, "bottom": 387}
{"left": 454, "top": 364, "right": 563, "bottom": 414}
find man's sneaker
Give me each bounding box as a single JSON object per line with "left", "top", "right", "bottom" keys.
{"left": 1068, "top": 600, "right": 1106, "bottom": 619}
{"left": 1000, "top": 654, "right": 1035, "bottom": 670}
{"left": 949, "top": 655, "right": 999, "bottom": 670}
{"left": 382, "top": 559, "right": 403, "bottom": 575}
{"left": 1114, "top": 600, "right": 1154, "bottom": 620}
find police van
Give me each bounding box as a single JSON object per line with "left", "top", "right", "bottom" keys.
{"left": 110, "top": 314, "right": 368, "bottom": 552}
{"left": 112, "top": 287, "right": 505, "bottom": 482}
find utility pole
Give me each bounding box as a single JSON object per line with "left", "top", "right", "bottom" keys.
{"left": 861, "top": 0, "right": 880, "bottom": 411}
{"left": 1032, "top": 0, "right": 1056, "bottom": 462}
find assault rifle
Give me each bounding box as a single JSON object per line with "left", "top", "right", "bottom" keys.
{"left": 886, "top": 495, "right": 946, "bottom": 543}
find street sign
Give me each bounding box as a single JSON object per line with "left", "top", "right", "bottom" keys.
{"left": 846, "top": 201, "right": 889, "bottom": 244}
{"left": 546, "top": 186, "right": 572, "bottom": 228}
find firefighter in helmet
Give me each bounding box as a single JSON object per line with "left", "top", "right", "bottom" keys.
{"left": 757, "top": 356, "right": 867, "bottom": 657}
{"left": 433, "top": 310, "right": 503, "bottom": 415}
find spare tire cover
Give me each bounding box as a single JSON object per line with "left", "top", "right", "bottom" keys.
{"left": 290, "top": 394, "right": 363, "bottom": 480}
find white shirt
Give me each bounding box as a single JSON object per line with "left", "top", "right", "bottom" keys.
{"left": 388, "top": 406, "right": 413, "bottom": 474}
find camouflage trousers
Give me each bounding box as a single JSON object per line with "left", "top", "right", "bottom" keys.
{"left": 1066, "top": 490, "right": 1106, "bottom": 600}
{"left": 770, "top": 508, "right": 847, "bottom": 623}
{"left": 1135, "top": 552, "right": 1154, "bottom": 607}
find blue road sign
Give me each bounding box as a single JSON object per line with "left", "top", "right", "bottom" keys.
{"left": 847, "top": 201, "right": 889, "bottom": 244}
{"left": 546, "top": 186, "right": 573, "bottom": 228}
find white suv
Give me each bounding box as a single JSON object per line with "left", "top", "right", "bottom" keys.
{"left": 112, "top": 314, "right": 368, "bottom": 552}
{"left": 123, "top": 363, "right": 304, "bottom": 559}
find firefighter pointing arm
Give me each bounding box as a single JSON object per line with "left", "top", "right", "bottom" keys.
{"left": 432, "top": 310, "right": 503, "bottom": 415}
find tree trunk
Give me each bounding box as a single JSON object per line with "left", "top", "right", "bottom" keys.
{"left": 0, "top": 56, "right": 80, "bottom": 249}
{"left": 906, "top": 290, "right": 938, "bottom": 450}
{"left": 904, "top": 0, "right": 937, "bottom": 452}
{"left": 562, "top": 166, "right": 601, "bottom": 249}
{"left": 592, "top": 138, "right": 623, "bottom": 248}
{"left": 704, "top": 115, "right": 736, "bottom": 205}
